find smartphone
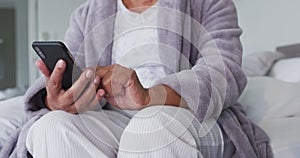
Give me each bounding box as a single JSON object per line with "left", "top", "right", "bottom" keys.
{"left": 32, "top": 41, "right": 82, "bottom": 90}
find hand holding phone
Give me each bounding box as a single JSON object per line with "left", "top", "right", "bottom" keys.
{"left": 32, "top": 41, "right": 105, "bottom": 113}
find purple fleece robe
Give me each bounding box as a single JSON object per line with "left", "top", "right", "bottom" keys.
{"left": 1, "top": 0, "right": 273, "bottom": 157}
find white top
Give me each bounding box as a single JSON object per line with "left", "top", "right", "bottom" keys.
{"left": 112, "top": 0, "right": 166, "bottom": 88}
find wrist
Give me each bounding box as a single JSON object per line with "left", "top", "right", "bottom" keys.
{"left": 145, "top": 85, "right": 188, "bottom": 108}
{"left": 144, "top": 85, "right": 167, "bottom": 106}
{"left": 143, "top": 88, "right": 151, "bottom": 107}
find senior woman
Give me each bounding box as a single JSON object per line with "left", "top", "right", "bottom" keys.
{"left": 1, "top": 0, "right": 273, "bottom": 157}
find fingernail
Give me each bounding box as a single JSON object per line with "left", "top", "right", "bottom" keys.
{"left": 94, "top": 76, "right": 100, "bottom": 84}
{"left": 57, "top": 60, "right": 64, "bottom": 68}
{"left": 86, "top": 70, "right": 93, "bottom": 78}
{"left": 98, "top": 90, "right": 105, "bottom": 97}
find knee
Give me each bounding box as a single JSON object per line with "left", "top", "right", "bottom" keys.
{"left": 30, "top": 110, "right": 76, "bottom": 132}
{"left": 125, "top": 106, "right": 195, "bottom": 132}
{"left": 119, "top": 106, "right": 197, "bottom": 152}
{"left": 26, "top": 111, "right": 77, "bottom": 147}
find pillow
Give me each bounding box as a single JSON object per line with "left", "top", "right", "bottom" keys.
{"left": 268, "top": 57, "right": 300, "bottom": 83}
{"left": 242, "top": 51, "right": 285, "bottom": 77}
{"left": 238, "top": 77, "right": 300, "bottom": 124}
{"left": 0, "top": 96, "right": 27, "bottom": 151}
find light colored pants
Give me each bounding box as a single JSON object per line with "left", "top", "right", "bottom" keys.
{"left": 26, "top": 106, "right": 224, "bottom": 158}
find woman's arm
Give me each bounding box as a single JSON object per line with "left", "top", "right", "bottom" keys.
{"left": 154, "top": 0, "right": 247, "bottom": 122}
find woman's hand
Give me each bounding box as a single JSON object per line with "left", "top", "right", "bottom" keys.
{"left": 36, "top": 59, "right": 105, "bottom": 114}
{"left": 95, "top": 64, "right": 150, "bottom": 110}
{"left": 95, "top": 64, "right": 188, "bottom": 110}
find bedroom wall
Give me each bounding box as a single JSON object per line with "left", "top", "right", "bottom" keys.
{"left": 233, "top": 0, "right": 300, "bottom": 55}
{"left": 0, "top": 0, "right": 29, "bottom": 89}
{"left": 38, "top": 0, "right": 300, "bottom": 54}
{"left": 26, "top": 0, "right": 87, "bottom": 84}
{"left": 38, "top": 0, "right": 87, "bottom": 41}
{"left": 15, "top": 0, "right": 29, "bottom": 88}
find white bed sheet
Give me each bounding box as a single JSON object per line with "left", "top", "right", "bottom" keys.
{"left": 239, "top": 77, "right": 300, "bottom": 157}
{"left": 242, "top": 53, "right": 300, "bottom": 157}
{"left": 259, "top": 117, "right": 300, "bottom": 158}
{"left": 238, "top": 77, "right": 300, "bottom": 124}
{"left": 0, "top": 96, "right": 27, "bottom": 150}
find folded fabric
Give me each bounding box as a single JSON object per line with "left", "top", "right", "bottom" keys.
{"left": 242, "top": 51, "right": 285, "bottom": 77}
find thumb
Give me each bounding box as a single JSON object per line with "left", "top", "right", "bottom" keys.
{"left": 96, "top": 89, "right": 105, "bottom": 101}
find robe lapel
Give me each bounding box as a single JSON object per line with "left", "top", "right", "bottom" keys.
{"left": 157, "top": 0, "right": 192, "bottom": 73}
{"left": 82, "top": 0, "right": 118, "bottom": 67}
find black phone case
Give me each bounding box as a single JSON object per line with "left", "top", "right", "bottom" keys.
{"left": 32, "top": 41, "right": 82, "bottom": 90}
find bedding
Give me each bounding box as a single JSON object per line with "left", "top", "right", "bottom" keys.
{"left": 238, "top": 77, "right": 300, "bottom": 124}
{"left": 242, "top": 43, "right": 300, "bottom": 80}
{"left": 238, "top": 77, "right": 300, "bottom": 157}
{"left": 268, "top": 57, "right": 300, "bottom": 83}
{"left": 259, "top": 117, "right": 300, "bottom": 158}
{"left": 242, "top": 51, "right": 285, "bottom": 77}
{"left": 0, "top": 96, "right": 27, "bottom": 151}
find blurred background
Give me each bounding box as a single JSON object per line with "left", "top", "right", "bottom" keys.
{"left": 0, "top": 0, "right": 85, "bottom": 100}
{"left": 0, "top": 0, "right": 299, "bottom": 100}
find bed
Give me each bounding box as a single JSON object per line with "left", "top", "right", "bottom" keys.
{"left": 240, "top": 43, "right": 300, "bottom": 157}
{"left": 238, "top": 77, "right": 300, "bottom": 157}
{"left": 0, "top": 44, "right": 300, "bottom": 157}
